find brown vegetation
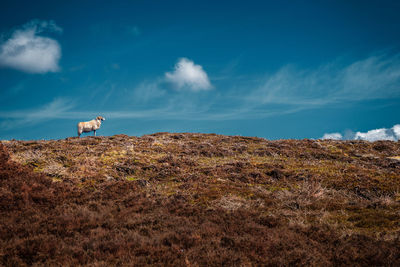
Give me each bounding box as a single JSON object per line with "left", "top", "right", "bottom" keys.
{"left": 1, "top": 133, "right": 400, "bottom": 265}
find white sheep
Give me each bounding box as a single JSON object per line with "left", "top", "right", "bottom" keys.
{"left": 77, "top": 116, "right": 106, "bottom": 137}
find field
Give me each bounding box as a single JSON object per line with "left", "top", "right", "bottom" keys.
{"left": 1, "top": 133, "right": 400, "bottom": 266}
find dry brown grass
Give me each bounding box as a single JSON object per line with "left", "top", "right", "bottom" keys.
{"left": 1, "top": 133, "right": 400, "bottom": 265}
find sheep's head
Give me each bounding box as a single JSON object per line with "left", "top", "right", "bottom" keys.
{"left": 96, "top": 116, "right": 106, "bottom": 121}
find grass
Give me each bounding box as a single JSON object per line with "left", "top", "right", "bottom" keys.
{"left": 1, "top": 133, "right": 400, "bottom": 265}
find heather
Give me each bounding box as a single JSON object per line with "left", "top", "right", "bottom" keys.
{"left": 1, "top": 133, "right": 400, "bottom": 266}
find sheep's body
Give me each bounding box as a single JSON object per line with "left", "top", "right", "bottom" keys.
{"left": 77, "top": 116, "right": 105, "bottom": 137}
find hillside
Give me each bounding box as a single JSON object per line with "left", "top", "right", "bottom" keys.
{"left": 1, "top": 133, "right": 400, "bottom": 266}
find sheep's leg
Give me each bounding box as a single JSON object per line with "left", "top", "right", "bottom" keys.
{"left": 94, "top": 130, "right": 96, "bottom": 137}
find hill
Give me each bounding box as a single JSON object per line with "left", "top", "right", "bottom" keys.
{"left": 1, "top": 133, "right": 400, "bottom": 266}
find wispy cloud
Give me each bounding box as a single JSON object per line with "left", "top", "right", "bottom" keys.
{"left": 322, "top": 124, "right": 400, "bottom": 141}
{"left": 203, "top": 52, "right": 400, "bottom": 120}
{"left": 248, "top": 53, "right": 400, "bottom": 109}
{"left": 0, "top": 96, "right": 242, "bottom": 131}
{"left": 0, "top": 98, "right": 75, "bottom": 129}
{"left": 0, "top": 20, "right": 62, "bottom": 73}
{"left": 165, "top": 58, "right": 212, "bottom": 91}
{"left": 23, "top": 19, "right": 63, "bottom": 34}
{"left": 132, "top": 80, "right": 166, "bottom": 103}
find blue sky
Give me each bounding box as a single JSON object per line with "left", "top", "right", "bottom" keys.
{"left": 1, "top": 0, "right": 400, "bottom": 140}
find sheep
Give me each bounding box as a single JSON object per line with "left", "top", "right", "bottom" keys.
{"left": 77, "top": 116, "right": 106, "bottom": 137}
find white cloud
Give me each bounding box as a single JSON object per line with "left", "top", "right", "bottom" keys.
{"left": 393, "top": 124, "right": 400, "bottom": 139}
{"left": 165, "top": 58, "right": 212, "bottom": 91}
{"left": 0, "top": 20, "right": 62, "bottom": 73}
{"left": 321, "top": 124, "right": 400, "bottom": 141}
{"left": 354, "top": 128, "right": 395, "bottom": 141}
{"left": 322, "top": 133, "right": 343, "bottom": 140}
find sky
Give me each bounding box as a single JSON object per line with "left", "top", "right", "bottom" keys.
{"left": 1, "top": 0, "right": 400, "bottom": 140}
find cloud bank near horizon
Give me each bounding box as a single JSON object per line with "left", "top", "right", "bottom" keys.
{"left": 322, "top": 124, "right": 400, "bottom": 141}
{"left": 0, "top": 20, "right": 62, "bottom": 73}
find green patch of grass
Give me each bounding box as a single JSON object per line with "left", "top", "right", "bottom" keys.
{"left": 100, "top": 149, "right": 128, "bottom": 164}
{"left": 126, "top": 176, "right": 139, "bottom": 181}
{"left": 267, "top": 186, "right": 290, "bottom": 192}
{"left": 33, "top": 165, "right": 44, "bottom": 173}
